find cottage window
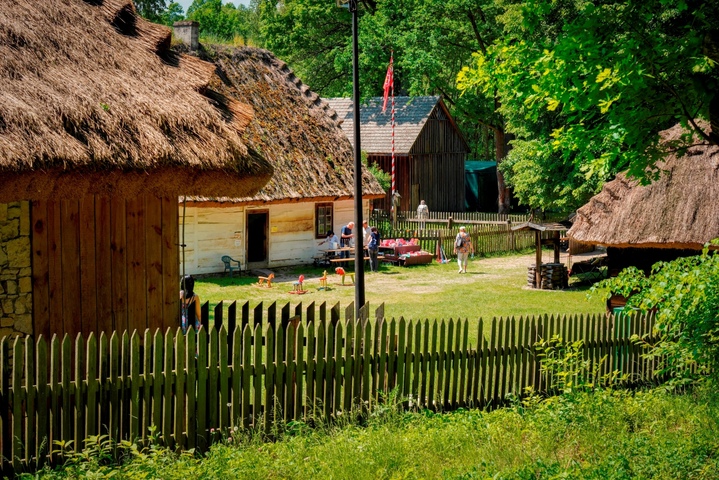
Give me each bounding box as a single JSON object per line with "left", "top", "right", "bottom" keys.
{"left": 315, "top": 203, "right": 333, "bottom": 238}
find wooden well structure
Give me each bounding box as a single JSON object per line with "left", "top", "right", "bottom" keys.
{"left": 511, "top": 222, "right": 567, "bottom": 289}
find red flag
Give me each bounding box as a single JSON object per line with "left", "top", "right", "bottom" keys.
{"left": 382, "top": 55, "right": 393, "bottom": 113}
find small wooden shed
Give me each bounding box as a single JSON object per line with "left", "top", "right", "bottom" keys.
{"left": 0, "top": 0, "right": 272, "bottom": 339}
{"left": 325, "top": 96, "right": 469, "bottom": 212}
{"left": 179, "top": 47, "right": 385, "bottom": 273}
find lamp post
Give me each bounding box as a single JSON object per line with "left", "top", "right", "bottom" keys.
{"left": 340, "top": 0, "right": 365, "bottom": 318}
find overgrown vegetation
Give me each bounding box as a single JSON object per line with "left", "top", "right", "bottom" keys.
{"left": 28, "top": 338, "right": 719, "bottom": 479}
{"left": 597, "top": 241, "right": 719, "bottom": 387}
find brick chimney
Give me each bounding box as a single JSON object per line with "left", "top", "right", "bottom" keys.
{"left": 173, "top": 21, "right": 199, "bottom": 51}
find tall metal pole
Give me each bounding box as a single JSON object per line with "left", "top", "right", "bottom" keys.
{"left": 350, "top": 0, "right": 365, "bottom": 317}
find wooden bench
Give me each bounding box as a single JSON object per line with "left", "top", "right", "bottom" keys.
{"left": 329, "top": 255, "right": 384, "bottom": 263}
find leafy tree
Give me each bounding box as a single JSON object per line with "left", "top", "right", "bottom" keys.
{"left": 596, "top": 242, "right": 719, "bottom": 385}
{"left": 187, "top": 0, "right": 251, "bottom": 43}
{"left": 458, "top": 0, "right": 719, "bottom": 212}
{"left": 161, "top": 2, "right": 185, "bottom": 26}
{"left": 259, "top": 0, "right": 515, "bottom": 212}
{"left": 134, "top": 0, "right": 167, "bottom": 23}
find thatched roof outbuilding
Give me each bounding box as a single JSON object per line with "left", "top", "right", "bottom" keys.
{"left": 0, "top": 0, "right": 272, "bottom": 202}
{"left": 568, "top": 122, "right": 719, "bottom": 250}
{"left": 184, "top": 47, "right": 385, "bottom": 206}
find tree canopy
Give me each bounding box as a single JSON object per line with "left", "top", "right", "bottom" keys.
{"left": 458, "top": 0, "right": 719, "bottom": 211}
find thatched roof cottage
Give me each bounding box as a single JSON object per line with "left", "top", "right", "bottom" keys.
{"left": 179, "top": 46, "right": 385, "bottom": 274}
{"left": 325, "top": 96, "right": 469, "bottom": 212}
{"left": 0, "top": 0, "right": 273, "bottom": 339}
{"left": 568, "top": 121, "right": 719, "bottom": 276}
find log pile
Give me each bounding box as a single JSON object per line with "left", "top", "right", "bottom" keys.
{"left": 527, "top": 263, "right": 568, "bottom": 289}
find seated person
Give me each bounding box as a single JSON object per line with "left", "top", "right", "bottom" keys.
{"left": 318, "top": 230, "right": 340, "bottom": 251}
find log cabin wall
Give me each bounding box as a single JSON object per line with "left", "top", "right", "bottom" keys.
{"left": 181, "top": 199, "right": 367, "bottom": 275}
{"left": 31, "top": 195, "right": 179, "bottom": 339}
{"left": 372, "top": 106, "right": 467, "bottom": 212}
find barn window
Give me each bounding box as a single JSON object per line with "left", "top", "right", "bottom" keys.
{"left": 315, "top": 203, "right": 333, "bottom": 238}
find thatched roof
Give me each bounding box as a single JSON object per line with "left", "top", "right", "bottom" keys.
{"left": 0, "top": 0, "right": 272, "bottom": 202}
{"left": 568, "top": 122, "right": 719, "bottom": 249}
{"left": 183, "top": 47, "right": 385, "bottom": 205}
{"left": 324, "top": 96, "right": 469, "bottom": 154}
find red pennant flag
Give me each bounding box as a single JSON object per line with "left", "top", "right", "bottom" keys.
{"left": 382, "top": 55, "right": 393, "bottom": 113}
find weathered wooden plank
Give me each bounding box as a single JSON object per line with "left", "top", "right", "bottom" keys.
{"left": 241, "top": 325, "right": 253, "bottom": 429}
{"left": 36, "top": 336, "right": 49, "bottom": 468}
{"left": 314, "top": 320, "right": 326, "bottom": 419}
{"left": 450, "top": 319, "right": 461, "bottom": 408}
{"left": 31, "top": 201, "right": 51, "bottom": 338}
{"left": 285, "top": 320, "right": 297, "bottom": 421}
{"left": 12, "top": 338, "right": 24, "bottom": 472}
{"left": 294, "top": 323, "right": 305, "bottom": 421}
{"left": 151, "top": 330, "right": 163, "bottom": 441}
{"left": 232, "top": 325, "right": 242, "bottom": 427}
{"left": 161, "top": 196, "right": 179, "bottom": 331}
{"left": 49, "top": 335, "right": 61, "bottom": 464}
{"left": 322, "top": 320, "right": 334, "bottom": 419}
{"left": 332, "top": 322, "right": 343, "bottom": 415}
{"left": 361, "top": 321, "right": 372, "bottom": 408}
{"left": 403, "top": 320, "right": 413, "bottom": 400}
{"left": 352, "top": 321, "right": 362, "bottom": 407}
{"left": 85, "top": 333, "right": 98, "bottom": 441}
{"left": 95, "top": 197, "right": 114, "bottom": 335}
{"left": 79, "top": 196, "right": 98, "bottom": 337}
{"left": 61, "top": 201, "right": 82, "bottom": 338}
{"left": 437, "top": 319, "right": 448, "bottom": 409}
{"left": 175, "top": 328, "right": 186, "bottom": 449}
{"left": 129, "top": 332, "right": 140, "bottom": 443}
{"left": 111, "top": 200, "right": 128, "bottom": 333}
{"left": 427, "top": 320, "right": 438, "bottom": 410}
{"left": 252, "top": 323, "right": 263, "bottom": 429}
{"left": 61, "top": 335, "right": 72, "bottom": 449}
{"left": 126, "top": 196, "right": 147, "bottom": 334}
{"left": 214, "top": 301, "right": 224, "bottom": 332}
{"left": 185, "top": 328, "right": 197, "bottom": 449}
{"left": 305, "top": 319, "right": 316, "bottom": 418}
{"left": 219, "top": 327, "right": 230, "bottom": 430}
{"left": 274, "top": 321, "right": 286, "bottom": 422}
{"left": 396, "top": 318, "right": 406, "bottom": 399}
{"left": 196, "top": 327, "right": 208, "bottom": 451}
{"left": 120, "top": 332, "right": 131, "bottom": 442}
{"left": 141, "top": 329, "right": 151, "bottom": 447}
{"left": 24, "top": 337, "right": 36, "bottom": 468}
{"left": 145, "top": 196, "right": 164, "bottom": 330}
{"left": 458, "top": 320, "right": 468, "bottom": 407}
{"left": 208, "top": 327, "right": 219, "bottom": 443}
{"left": 342, "top": 321, "right": 353, "bottom": 412}
{"left": 263, "top": 326, "right": 275, "bottom": 433}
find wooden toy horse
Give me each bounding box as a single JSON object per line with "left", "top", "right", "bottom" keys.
{"left": 335, "top": 266, "right": 355, "bottom": 285}
{"left": 318, "top": 270, "right": 328, "bottom": 290}
{"left": 257, "top": 273, "right": 274, "bottom": 287}
{"left": 293, "top": 274, "right": 305, "bottom": 292}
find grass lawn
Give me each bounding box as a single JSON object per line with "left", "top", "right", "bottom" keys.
{"left": 194, "top": 250, "right": 607, "bottom": 341}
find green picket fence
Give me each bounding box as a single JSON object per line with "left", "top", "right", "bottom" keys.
{"left": 0, "top": 303, "right": 658, "bottom": 474}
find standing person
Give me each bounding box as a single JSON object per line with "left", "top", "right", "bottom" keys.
{"left": 367, "top": 226, "right": 381, "bottom": 272}
{"left": 361, "top": 220, "right": 372, "bottom": 247}
{"left": 417, "top": 200, "right": 429, "bottom": 229}
{"left": 340, "top": 221, "right": 355, "bottom": 260}
{"left": 453, "top": 226, "right": 474, "bottom": 274}
{"left": 180, "top": 275, "right": 202, "bottom": 332}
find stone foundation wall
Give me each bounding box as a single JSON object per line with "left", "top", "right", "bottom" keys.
{"left": 0, "top": 202, "right": 32, "bottom": 339}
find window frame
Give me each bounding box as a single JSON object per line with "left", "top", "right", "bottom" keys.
{"left": 315, "top": 202, "right": 334, "bottom": 239}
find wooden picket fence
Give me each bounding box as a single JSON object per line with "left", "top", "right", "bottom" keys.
{"left": 0, "top": 302, "right": 658, "bottom": 473}
{"left": 376, "top": 224, "right": 552, "bottom": 258}
{"left": 372, "top": 209, "right": 530, "bottom": 225}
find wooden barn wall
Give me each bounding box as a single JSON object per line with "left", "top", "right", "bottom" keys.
{"left": 181, "top": 199, "right": 366, "bottom": 275}
{"left": 371, "top": 107, "right": 467, "bottom": 212}
{"left": 31, "top": 195, "right": 179, "bottom": 339}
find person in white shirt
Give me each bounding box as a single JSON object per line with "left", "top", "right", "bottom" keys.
{"left": 417, "top": 200, "right": 429, "bottom": 229}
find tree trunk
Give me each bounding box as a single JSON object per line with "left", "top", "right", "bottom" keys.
{"left": 495, "top": 126, "right": 513, "bottom": 214}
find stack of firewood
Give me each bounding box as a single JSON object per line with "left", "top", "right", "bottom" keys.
{"left": 527, "top": 263, "right": 568, "bottom": 289}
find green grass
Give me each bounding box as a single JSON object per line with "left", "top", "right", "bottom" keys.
{"left": 33, "top": 387, "right": 719, "bottom": 479}
{"left": 195, "top": 251, "right": 607, "bottom": 326}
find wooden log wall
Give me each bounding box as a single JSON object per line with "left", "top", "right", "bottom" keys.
{"left": 31, "top": 195, "right": 179, "bottom": 339}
